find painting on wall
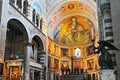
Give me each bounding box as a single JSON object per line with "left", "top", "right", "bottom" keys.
{"left": 9, "top": 66, "right": 20, "bottom": 80}
{"left": 54, "top": 59, "right": 59, "bottom": 70}
{"left": 74, "top": 61, "right": 81, "bottom": 69}
{"left": 61, "top": 61, "right": 69, "bottom": 69}
{"left": 61, "top": 48, "right": 68, "bottom": 57}
{"left": 87, "top": 59, "right": 94, "bottom": 70}
{"left": 86, "top": 45, "right": 94, "bottom": 55}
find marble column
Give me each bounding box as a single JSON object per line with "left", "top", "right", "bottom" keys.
{"left": 51, "top": 70, "right": 54, "bottom": 80}
{"left": 24, "top": 42, "right": 32, "bottom": 80}
{"left": 21, "top": 0, "right": 24, "bottom": 13}
{"left": 14, "top": 0, "right": 17, "bottom": 6}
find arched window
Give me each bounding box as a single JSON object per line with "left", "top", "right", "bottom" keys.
{"left": 75, "top": 48, "right": 81, "bottom": 58}
{"left": 17, "top": 0, "right": 22, "bottom": 9}
{"left": 40, "top": 18, "right": 43, "bottom": 30}
{"left": 23, "top": 0, "right": 28, "bottom": 15}
{"left": 32, "top": 9, "right": 36, "bottom": 24}
{"left": 36, "top": 13, "right": 39, "bottom": 27}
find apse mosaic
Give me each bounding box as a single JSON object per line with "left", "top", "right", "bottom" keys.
{"left": 54, "top": 15, "right": 94, "bottom": 46}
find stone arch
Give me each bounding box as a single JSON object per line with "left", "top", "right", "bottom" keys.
{"left": 32, "top": 35, "right": 44, "bottom": 50}
{"left": 5, "top": 19, "right": 29, "bottom": 60}
{"left": 31, "top": 35, "right": 45, "bottom": 64}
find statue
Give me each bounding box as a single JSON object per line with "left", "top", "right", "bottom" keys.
{"left": 93, "top": 40, "right": 119, "bottom": 69}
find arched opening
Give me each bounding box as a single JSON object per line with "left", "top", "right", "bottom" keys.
{"left": 5, "top": 19, "right": 28, "bottom": 60}
{"left": 4, "top": 19, "right": 28, "bottom": 80}
{"left": 31, "top": 35, "right": 44, "bottom": 64}
{"left": 30, "top": 36, "right": 44, "bottom": 80}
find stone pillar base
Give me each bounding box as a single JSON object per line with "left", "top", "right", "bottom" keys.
{"left": 100, "top": 69, "right": 115, "bottom": 80}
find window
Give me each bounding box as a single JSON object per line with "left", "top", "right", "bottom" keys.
{"left": 32, "top": 9, "right": 36, "bottom": 24}
{"left": 23, "top": 0, "right": 28, "bottom": 15}
{"left": 75, "top": 48, "right": 81, "bottom": 58}
{"left": 40, "top": 18, "right": 43, "bottom": 30}
{"left": 105, "top": 10, "right": 110, "bottom": 14}
{"left": 104, "top": 19, "right": 112, "bottom": 23}
{"left": 106, "top": 32, "right": 113, "bottom": 36}
{"left": 30, "top": 45, "right": 34, "bottom": 59}
{"left": 17, "top": 0, "right": 22, "bottom": 9}
{"left": 104, "top": 10, "right": 111, "bottom": 18}
{"left": 36, "top": 14, "right": 39, "bottom": 27}
{"left": 105, "top": 26, "right": 112, "bottom": 30}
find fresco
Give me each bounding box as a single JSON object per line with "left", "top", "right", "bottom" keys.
{"left": 46, "top": 0, "right": 56, "bottom": 11}
{"left": 48, "top": 1, "right": 97, "bottom": 29}
{"left": 46, "top": 0, "right": 63, "bottom": 11}
{"left": 30, "top": 0, "right": 43, "bottom": 15}
{"left": 54, "top": 15, "right": 93, "bottom": 46}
